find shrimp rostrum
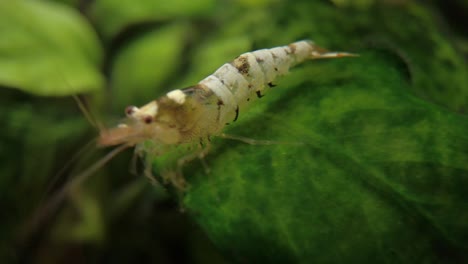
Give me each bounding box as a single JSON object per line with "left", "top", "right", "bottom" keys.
{"left": 98, "top": 40, "right": 356, "bottom": 187}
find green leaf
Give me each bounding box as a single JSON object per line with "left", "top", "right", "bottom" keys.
{"left": 90, "top": 0, "right": 216, "bottom": 39}
{"left": 0, "top": 1, "right": 104, "bottom": 96}
{"left": 109, "top": 23, "right": 189, "bottom": 112}
{"left": 181, "top": 52, "right": 468, "bottom": 262}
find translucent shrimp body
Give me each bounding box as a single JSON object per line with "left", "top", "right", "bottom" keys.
{"left": 98, "top": 40, "right": 356, "bottom": 147}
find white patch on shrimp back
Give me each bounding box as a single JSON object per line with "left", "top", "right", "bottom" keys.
{"left": 167, "top": 89, "right": 186, "bottom": 104}
{"left": 242, "top": 52, "right": 265, "bottom": 91}
{"left": 269, "top": 47, "right": 291, "bottom": 75}
{"left": 213, "top": 63, "right": 249, "bottom": 105}
{"left": 199, "top": 75, "right": 237, "bottom": 121}
{"left": 252, "top": 49, "right": 276, "bottom": 84}
{"left": 200, "top": 75, "right": 235, "bottom": 107}
{"left": 132, "top": 101, "right": 158, "bottom": 119}
{"left": 292, "top": 40, "right": 313, "bottom": 62}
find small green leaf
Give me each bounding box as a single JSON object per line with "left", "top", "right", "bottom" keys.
{"left": 90, "top": 0, "right": 216, "bottom": 39}
{"left": 0, "top": 1, "right": 104, "bottom": 96}
{"left": 109, "top": 23, "right": 188, "bottom": 112}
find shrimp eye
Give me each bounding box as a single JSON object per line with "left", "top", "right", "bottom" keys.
{"left": 143, "top": 116, "right": 153, "bottom": 124}
{"left": 125, "top": 105, "right": 136, "bottom": 116}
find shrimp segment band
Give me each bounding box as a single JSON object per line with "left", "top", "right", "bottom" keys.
{"left": 98, "top": 40, "right": 356, "bottom": 147}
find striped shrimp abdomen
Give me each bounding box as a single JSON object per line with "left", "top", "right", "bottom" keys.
{"left": 195, "top": 40, "right": 333, "bottom": 126}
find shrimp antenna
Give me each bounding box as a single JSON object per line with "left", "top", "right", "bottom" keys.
{"left": 19, "top": 143, "right": 130, "bottom": 243}
{"left": 72, "top": 95, "right": 105, "bottom": 132}
{"left": 40, "top": 94, "right": 106, "bottom": 202}
{"left": 39, "top": 138, "right": 97, "bottom": 204}
{"left": 53, "top": 63, "right": 104, "bottom": 132}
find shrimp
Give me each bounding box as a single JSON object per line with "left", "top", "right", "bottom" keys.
{"left": 98, "top": 40, "right": 356, "bottom": 187}
{"left": 20, "top": 41, "right": 356, "bottom": 240}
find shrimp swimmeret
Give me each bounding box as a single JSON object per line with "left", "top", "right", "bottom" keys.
{"left": 98, "top": 40, "right": 356, "bottom": 187}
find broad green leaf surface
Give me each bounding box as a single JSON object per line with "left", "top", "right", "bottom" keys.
{"left": 135, "top": 1, "right": 467, "bottom": 263}
{"left": 90, "top": 0, "right": 216, "bottom": 39}
{"left": 0, "top": 1, "right": 104, "bottom": 96}
{"left": 273, "top": 1, "right": 468, "bottom": 113}
{"left": 182, "top": 52, "right": 468, "bottom": 263}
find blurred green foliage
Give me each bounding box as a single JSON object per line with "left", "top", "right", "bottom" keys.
{"left": 0, "top": 0, "right": 467, "bottom": 263}
{"left": 0, "top": 1, "right": 104, "bottom": 95}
